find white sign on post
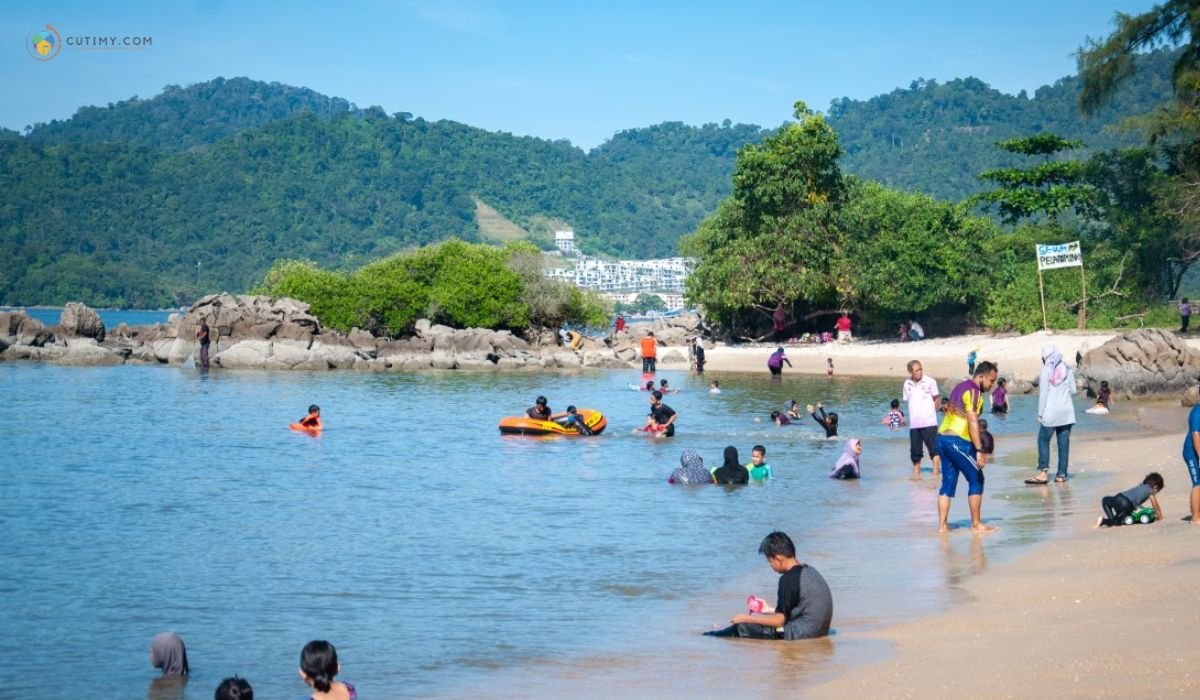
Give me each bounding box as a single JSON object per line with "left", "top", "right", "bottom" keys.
{"left": 1036, "top": 241, "right": 1083, "bottom": 270}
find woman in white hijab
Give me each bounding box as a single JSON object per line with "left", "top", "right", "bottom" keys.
{"left": 1025, "top": 345, "right": 1077, "bottom": 484}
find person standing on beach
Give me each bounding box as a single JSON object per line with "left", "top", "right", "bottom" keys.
{"left": 640, "top": 331, "right": 658, "bottom": 373}
{"left": 1024, "top": 346, "right": 1076, "bottom": 484}
{"left": 936, "top": 361, "right": 999, "bottom": 533}
{"left": 835, "top": 312, "right": 852, "bottom": 342}
{"left": 1182, "top": 401, "right": 1200, "bottom": 523}
{"left": 903, "top": 360, "right": 940, "bottom": 478}
{"left": 772, "top": 303, "right": 788, "bottom": 342}
{"left": 1180, "top": 298, "right": 1191, "bottom": 333}
{"left": 692, "top": 337, "right": 706, "bottom": 373}
{"left": 767, "top": 347, "right": 792, "bottom": 376}
{"left": 196, "top": 318, "right": 210, "bottom": 369}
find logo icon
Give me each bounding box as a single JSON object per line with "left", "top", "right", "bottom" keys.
{"left": 28, "top": 24, "right": 61, "bottom": 61}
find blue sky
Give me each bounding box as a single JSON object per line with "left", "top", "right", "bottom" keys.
{"left": 2, "top": 0, "right": 1160, "bottom": 150}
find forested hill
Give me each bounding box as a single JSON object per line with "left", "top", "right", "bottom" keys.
{"left": 828, "top": 48, "right": 1178, "bottom": 201}
{"left": 0, "top": 49, "right": 1176, "bottom": 307}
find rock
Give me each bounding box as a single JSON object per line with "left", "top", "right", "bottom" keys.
{"left": 582, "top": 350, "right": 629, "bottom": 369}
{"left": 430, "top": 348, "right": 457, "bottom": 370}
{"left": 269, "top": 341, "right": 310, "bottom": 367}
{"left": 59, "top": 302, "right": 106, "bottom": 341}
{"left": 660, "top": 349, "right": 688, "bottom": 363}
{"left": 414, "top": 318, "right": 432, "bottom": 335}
{"left": 347, "top": 328, "right": 376, "bottom": 351}
{"left": 309, "top": 341, "right": 364, "bottom": 369}
{"left": 51, "top": 338, "right": 123, "bottom": 366}
{"left": 1080, "top": 328, "right": 1200, "bottom": 397}
{"left": 213, "top": 340, "right": 272, "bottom": 369}
{"left": 1183, "top": 385, "right": 1200, "bottom": 407}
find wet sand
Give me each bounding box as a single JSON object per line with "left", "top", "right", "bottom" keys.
{"left": 805, "top": 411, "right": 1200, "bottom": 698}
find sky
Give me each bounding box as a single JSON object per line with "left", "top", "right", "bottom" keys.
{"left": 1, "top": 0, "right": 1161, "bottom": 150}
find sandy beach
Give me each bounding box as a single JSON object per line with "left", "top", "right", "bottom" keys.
{"left": 668, "top": 329, "right": 1197, "bottom": 382}
{"left": 806, "top": 419, "right": 1200, "bottom": 698}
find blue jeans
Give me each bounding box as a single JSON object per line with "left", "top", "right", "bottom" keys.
{"left": 1037, "top": 424, "right": 1073, "bottom": 478}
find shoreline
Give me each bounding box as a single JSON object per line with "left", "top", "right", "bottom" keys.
{"left": 804, "top": 407, "right": 1199, "bottom": 697}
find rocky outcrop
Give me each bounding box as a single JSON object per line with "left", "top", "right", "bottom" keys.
{"left": 1, "top": 297, "right": 643, "bottom": 372}
{"left": 59, "top": 302, "right": 106, "bottom": 342}
{"left": 1079, "top": 328, "right": 1200, "bottom": 398}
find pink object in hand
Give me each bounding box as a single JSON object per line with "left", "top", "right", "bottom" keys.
{"left": 746, "top": 595, "right": 767, "bottom": 613}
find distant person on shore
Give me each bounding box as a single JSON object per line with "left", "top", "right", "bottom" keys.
{"left": 567, "top": 329, "right": 583, "bottom": 351}
{"left": 1182, "top": 401, "right": 1200, "bottom": 524}
{"left": 967, "top": 347, "right": 978, "bottom": 376}
{"left": 979, "top": 418, "right": 995, "bottom": 456}
{"left": 644, "top": 390, "right": 677, "bottom": 436}
{"left": 770, "top": 410, "right": 791, "bottom": 426}
{"left": 828, "top": 438, "right": 862, "bottom": 479}
{"left": 692, "top": 337, "right": 706, "bottom": 373}
{"left": 826, "top": 357, "right": 834, "bottom": 377}
{"left": 196, "top": 318, "right": 211, "bottom": 369}
{"left": 807, "top": 402, "right": 838, "bottom": 438}
{"left": 835, "top": 312, "right": 852, "bottom": 342}
{"left": 747, "top": 445, "right": 772, "bottom": 480}
{"left": 713, "top": 445, "right": 750, "bottom": 484}
{"left": 936, "top": 361, "right": 999, "bottom": 533}
{"left": 215, "top": 677, "right": 253, "bottom": 700}
{"left": 299, "top": 640, "right": 356, "bottom": 700}
{"left": 990, "top": 377, "right": 1009, "bottom": 414}
{"left": 526, "top": 396, "right": 552, "bottom": 420}
{"left": 882, "top": 399, "right": 906, "bottom": 428}
{"left": 907, "top": 319, "right": 924, "bottom": 341}
{"left": 767, "top": 347, "right": 792, "bottom": 376}
{"left": 640, "top": 331, "right": 658, "bottom": 373}
{"left": 1180, "top": 298, "right": 1191, "bottom": 333}
{"left": 772, "top": 303, "right": 788, "bottom": 342}
{"left": 150, "top": 632, "right": 189, "bottom": 678}
{"left": 615, "top": 314, "right": 626, "bottom": 334}
{"left": 1096, "top": 473, "right": 1164, "bottom": 527}
{"left": 709, "top": 379, "right": 721, "bottom": 394}
{"left": 704, "top": 531, "right": 833, "bottom": 640}
{"left": 1086, "top": 380, "right": 1113, "bottom": 415}
{"left": 1025, "top": 346, "right": 1076, "bottom": 484}
{"left": 668, "top": 449, "right": 713, "bottom": 484}
{"left": 903, "top": 360, "right": 941, "bottom": 478}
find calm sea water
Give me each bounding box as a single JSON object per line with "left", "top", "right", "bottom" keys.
{"left": 0, "top": 364, "right": 1120, "bottom": 698}
{"left": 1, "top": 307, "right": 176, "bottom": 327}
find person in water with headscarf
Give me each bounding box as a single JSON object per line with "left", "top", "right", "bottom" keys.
{"left": 668, "top": 449, "right": 714, "bottom": 484}
{"left": 149, "top": 632, "right": 189, "bottom": 677}
{"left": 713, "top": 445, "right": 749, "bottom": 484}
{"left": 828, "top": 439, "right": 862, "bottom": 479}
{"left": 1025, "top": 345, "right": 1077, "bottom": 484}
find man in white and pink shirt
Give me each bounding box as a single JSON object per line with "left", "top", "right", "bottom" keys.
{"left": 902, "top": 359, "right": 941, "bottom": 477}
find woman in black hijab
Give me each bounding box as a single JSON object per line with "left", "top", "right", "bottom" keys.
{"left": 713, "top": 445, "right": 749, "bottom": 484}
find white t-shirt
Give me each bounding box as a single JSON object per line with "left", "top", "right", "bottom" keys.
{"left": 903, "top": 375, "right": 940, "bottom": 428}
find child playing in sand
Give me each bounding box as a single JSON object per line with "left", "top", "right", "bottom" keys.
{"left": 1097, "top": 473, "right": 1164, "bottom": 527}
{"left": 807, "top": 402, "right": 838, "bottom": 437}
{"left": 828, "top": 439, "right": 862, "bottom": 479}
{"left": 882, "top": 399, "right": 905, "bottom": 428}
{"left": 704, "top": 531, "right": 833, "bottom": 640}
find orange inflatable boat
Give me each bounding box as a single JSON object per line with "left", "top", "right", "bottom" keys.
{"left": 290, "top": 422, "right": 322, "bottom": 436}
{"left": 498, "top": 409, "right": 607, "bottom": 436}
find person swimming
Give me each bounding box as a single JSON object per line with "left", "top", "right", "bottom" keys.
{"left": 713, "top": 445, "right": 749, "bottom": 484}
{"left": 828, "top": 439, "right": 862, "bottom": 479}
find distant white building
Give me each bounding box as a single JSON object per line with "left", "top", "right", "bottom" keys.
{"left": 544, "top": 253, "right": 693, "bottom": 295}
{"left": 554, "top": 230, "right": 577, "bottom": 255}
{"left": 603, "top": 291, "right": 686, "bottom": 312}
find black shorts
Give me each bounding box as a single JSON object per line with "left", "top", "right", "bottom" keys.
{"left": 910, "top": 425, "right": 938, "bottom": 462}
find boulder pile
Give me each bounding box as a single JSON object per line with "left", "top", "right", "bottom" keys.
{"left": 1079, "top": 328, "right": 1200, "bottom": 400}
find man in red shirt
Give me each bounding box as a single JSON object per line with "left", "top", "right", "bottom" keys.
{"left": 835, "top": 312, "right": 852, "bottom": 343}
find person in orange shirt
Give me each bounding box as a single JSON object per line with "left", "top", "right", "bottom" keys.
{"left": 640, "top": 331, "right": 658, "bottom": 373}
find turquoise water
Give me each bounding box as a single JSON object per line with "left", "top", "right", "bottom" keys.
{"left": 0, "top": 364, "right": 1120, "bottom": 697}
{"left": 1, "top": 307, "right": 176, "bottom": 327}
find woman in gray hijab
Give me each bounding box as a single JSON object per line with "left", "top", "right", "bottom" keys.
{"left": 149, "top": 632, "right": 189, "bottom": 677}
{"left": 668, "top": 449, "right": 714, "bottom": 484}
{"left": 1025, "top": 345, "right": 1077, "bottom": 484}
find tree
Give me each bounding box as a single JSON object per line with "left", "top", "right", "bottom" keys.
{"left": 972, "top": 135, "right": 1098, "bottom": 222}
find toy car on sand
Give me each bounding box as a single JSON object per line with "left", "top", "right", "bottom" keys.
{"left": 1123, "top": 506, "right": 1156, "bottom": 525}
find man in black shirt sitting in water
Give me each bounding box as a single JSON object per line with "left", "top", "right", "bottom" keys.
{"left": 644, "top": 390, "right": 677, "bottom": 437}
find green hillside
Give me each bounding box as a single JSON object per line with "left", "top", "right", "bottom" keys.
{"left": 0, "top": 49, "right": 1178, "bottom": 307}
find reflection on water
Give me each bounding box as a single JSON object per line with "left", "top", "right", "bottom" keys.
{"left": 145, "top": 676, "right": 187, "bottom": 700}
{"left": 0, "top": 364, "right": 1123, "bottom": 698}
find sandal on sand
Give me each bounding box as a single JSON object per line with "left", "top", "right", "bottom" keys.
{"left": 1024, "top": 475, "right": 1049, "bottom": 485}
